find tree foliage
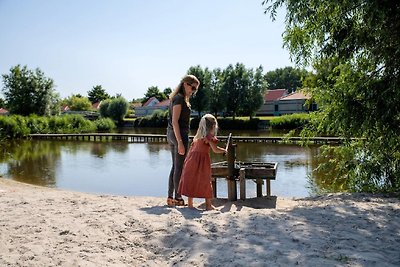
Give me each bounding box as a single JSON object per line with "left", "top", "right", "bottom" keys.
{"left": 100, "top": 97, "right": 128, "bottom": 126}
{"left": 0, "top": 97, "right": 6, "bottom": 109}
{"left": 188, "top": 65, "right": 211, "bottom": 117}
{"left": 242, "top": 66, "right": 268, "bottom": 118}
{"left": 2, "top": 65, "right": 60, "bottom": 116}
{"left": 265, "top": 66, "right": 309, "bottom": 92}
{"left": 87, "top": 85, "right": 110, "bottom": 103}
{"left": 144, "top": 86, "right": 167, "bottom": 103}
{"left": 221, "top": 64, "right": 251, "bottom": 119}
{"left": 63, "top": 95, "right": 92, "bottom": 111}
{"left": 208, "top": 68, "right": 226, "bottom": 116}
{"left": 263, "top": 0, "right": 400, "bottom": 192}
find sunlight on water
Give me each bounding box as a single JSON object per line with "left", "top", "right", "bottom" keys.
{"left": 0, "top": 137, "right": 323, "bottom": 198}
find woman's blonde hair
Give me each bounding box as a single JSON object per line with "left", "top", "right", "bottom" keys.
{"left": 193, "top": 114, "right": 218, "bottom": 141}
{"left": 169, "top": 74, "right": 200, "bottom": 107}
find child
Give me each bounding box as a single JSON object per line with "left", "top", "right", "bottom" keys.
{"left": 178, "top": 114, "right": 227, "bottom": 210}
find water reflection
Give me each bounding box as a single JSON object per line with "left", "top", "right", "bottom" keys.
{"left": 0, "top": 138, "right": 331, "bottom": 198}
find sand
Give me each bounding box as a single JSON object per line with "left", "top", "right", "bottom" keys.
{"left": 0, "top": 178, "right": 399, "bottom": 267}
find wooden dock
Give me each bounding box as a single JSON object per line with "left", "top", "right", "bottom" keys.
{"left": 29, "top": 133, "right": 346, "bottom": 144}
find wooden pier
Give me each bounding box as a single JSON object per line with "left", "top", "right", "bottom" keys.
{"left": 28, "top": 133, "right": 346, "bottom": 144}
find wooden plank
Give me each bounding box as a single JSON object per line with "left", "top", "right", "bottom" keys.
{"left": 239, "top": 168, "right": 246, "bottom": 200}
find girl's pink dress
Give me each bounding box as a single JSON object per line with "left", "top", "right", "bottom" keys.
{"left": 178, "top": 135, "right": 217, "bottom": 198}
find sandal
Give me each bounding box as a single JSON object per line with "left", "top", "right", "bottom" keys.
{"left": 174, "top": 198, "right": 186, "bottom": 206}
{"left": 167, "top": 197, "right": 175, "bottom": 206}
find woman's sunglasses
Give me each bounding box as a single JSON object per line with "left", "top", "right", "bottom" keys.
{"left": 186, "top": 82, "right": 198, "bottom": 92}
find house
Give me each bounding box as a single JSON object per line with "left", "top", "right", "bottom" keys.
{"left": 256, "top": 89, "right": 288, "bottom": 116}
{"left": 275, "top": 91, "right": 316, "bottom": 115}
{"left": 0, "top": 108, "right": 9, "bottom": 115}
{"left": 135, "top": 97, "right": 170, "bottom": 117}
{"left": 92, "top": 101, "right": 101, "bottom": 110}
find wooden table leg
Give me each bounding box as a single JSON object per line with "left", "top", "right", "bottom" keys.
{"left": 256, "top": 179, "right": 263, "bottom": 197}
{"left": 212, "top": 178, "right": 217, "bottom": 198}
{"left": 239, "top": 168, "right": 246, "bottom": 200}
{"left": 266, "top": 179, "right": 271, "bottom": 196}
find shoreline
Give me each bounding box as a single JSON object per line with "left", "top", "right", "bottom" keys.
{"left": 1, "top": 178, "right": 399, "bottom": 266}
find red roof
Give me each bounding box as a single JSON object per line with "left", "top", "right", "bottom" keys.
{"left": 155, "top": 99, "right": 170, "bottom": 107}
{"left": 143, "top": 97, "right": 159, "bottom": 107}
{"left": 279, "top": 91, "right": 311, "bottom": 101}
{"left": 61, "top": 105, "right": 70, "bottom": 112}
{"left": 0, "top": 108, "right": 8, "bottom": 114}
{"left": 264, "top": 89, "right": 287, "bottom": 101}
{"left": 92, "top": 101, "right": 101, "bottom": 110}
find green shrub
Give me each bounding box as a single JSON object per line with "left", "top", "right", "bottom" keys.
{"left": 190, "top": 117, "right": 261, "bottom": 130}
{"left": 48, "top": 115, "right": 96, "bottom": 133}
{"left": 26, "top": 114, "right": 49, "bottom": 134}
{"left": 94, "top": 118, "right": 116, "bottom": 132}
{"left": 270, "top": 113, "right": 311, "bottom": 130}
{"left": 0, "top": 115, "right": 30, "bottom": 138}
{"left": 134, "top": 110, "right": 168, "bottom": 127}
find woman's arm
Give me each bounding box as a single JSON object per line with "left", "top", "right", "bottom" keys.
{"left": 171, "top": 104, "right": 185, "bottom": 155}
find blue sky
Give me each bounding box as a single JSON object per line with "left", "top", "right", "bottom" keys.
{"left": 0, "top": 0, "right": 292, "bottom": 101}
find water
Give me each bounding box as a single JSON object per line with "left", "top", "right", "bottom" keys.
{"left": 0, "top": 128, "right": 324, "bottom": 198}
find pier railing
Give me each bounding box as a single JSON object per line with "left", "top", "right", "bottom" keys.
{"left": 29, "top": 133, "right": 346, "bottom": 144}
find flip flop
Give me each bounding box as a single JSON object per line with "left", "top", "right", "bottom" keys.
{"left": 166, "top": 197, "right": 175, "bottom": 206}
{"left": 174, "top": 198, "right": 186, "bottom": 206}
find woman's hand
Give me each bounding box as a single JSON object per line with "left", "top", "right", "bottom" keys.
{"left": 178, "top": 141, "right": 185, "bottom": 155}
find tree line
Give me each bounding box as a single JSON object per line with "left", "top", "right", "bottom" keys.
{"left": 0, "top": 64, "right": 309, "bottom": 121}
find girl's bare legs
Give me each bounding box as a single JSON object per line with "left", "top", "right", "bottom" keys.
{"left": 205, "top": 198, "right": 215, "bottom": 210}
{"left": 188, "top": 197, "right": 193, "bottom": 208}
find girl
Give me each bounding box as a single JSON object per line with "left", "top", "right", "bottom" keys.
{"left": 178, "top": 114, "right": 227, "bottom": 210}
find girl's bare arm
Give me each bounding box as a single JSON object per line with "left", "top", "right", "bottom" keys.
{"left": 208, "top": 140, "right": 227, "bottom": 154}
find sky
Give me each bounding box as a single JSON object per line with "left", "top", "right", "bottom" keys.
{"left": 0, "top": 0, "right": 292, "bottom": 101}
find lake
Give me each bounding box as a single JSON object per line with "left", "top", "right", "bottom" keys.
{"left": 0, "top": 128, "right": 326, "bottom": 198}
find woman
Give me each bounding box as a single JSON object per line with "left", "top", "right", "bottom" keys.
{"left": 167, "top": 74, "right": 200, "bottom": 206}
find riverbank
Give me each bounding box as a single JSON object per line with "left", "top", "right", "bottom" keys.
{"left": 0, "top": 178, "right": 399, "bottom": 266}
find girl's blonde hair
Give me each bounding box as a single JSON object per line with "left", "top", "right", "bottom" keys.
{"left": 169, "top": 74, "right": 200, "bottom": 107}
{"left": 193, "top": 114, "right": 218, "bottom": 141}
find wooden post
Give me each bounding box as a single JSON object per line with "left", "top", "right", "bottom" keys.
{"left": 256, "top": 179, "right": 263, "bottom": 197}
{"left": 227, "top": 134, "right": 237, "bottom": 201}
{"left": 212, "top": 178, "right": 217, "bottom": 198}
{"left": 266, "top": 179, "right": 271, "bottom": 196}
{"left": 239, "top": 168, "right": 246, "bottom": 200}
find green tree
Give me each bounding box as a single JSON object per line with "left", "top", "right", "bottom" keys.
{"left": 263, "top": 0, "right": 400, "bottom": 192}
{"left": 221, "top": 63, "right": 251, "bottom": 119}
{"left": 87, "top": 85, "right": 110, "bottom": 103}
{"left": 144, "top": 86, "right": 167, "bottom": 103}
{"left": 67, "top": 95, "right": 92, "bottom": 111}
{"left": 209, "top": 68, "right": 226, "bottom": 117}
{"left": 265, "top": 66, "right": 309, "bottom": 92}
{"left": 101, "top": 97, "right": 128, "bottom": 126}
{"left": 242, "top": 66, "right": 268, "bottom": 119}
{"left": 188, "top": 65, "right": 211, "bottom": 117}
{"left": 163, "top": 87, "right": 172, "bottom": 99}
{"left": 0, "top": 97, "right": 6, "bottom": 108}
{"left": 2, "top": 65, "right": 60, "bottom": 116}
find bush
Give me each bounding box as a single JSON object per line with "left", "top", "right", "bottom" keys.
{"left": 48, "top": 115, "right": 96, "bottom": 133}
{"left": 0, "top": 115, "right": 30, "bottom": 138}
{"left": 134, "top": 110, "right": 168, "bottom": 127}
{"left": 94, "top": 118, "right": 116, "bottom": 132}
{"left": 190, "top": 117, "right": 261, "bottom": 130}
{"left": 270, "top": 113, "right": 311, "bottom": 130}
{"left": 26, "top": 114, "right": 49, "bottom": 134}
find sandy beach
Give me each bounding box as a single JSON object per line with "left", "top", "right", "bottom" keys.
{"left": 0, "top": 178, "right": 399, "bottom": 267}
